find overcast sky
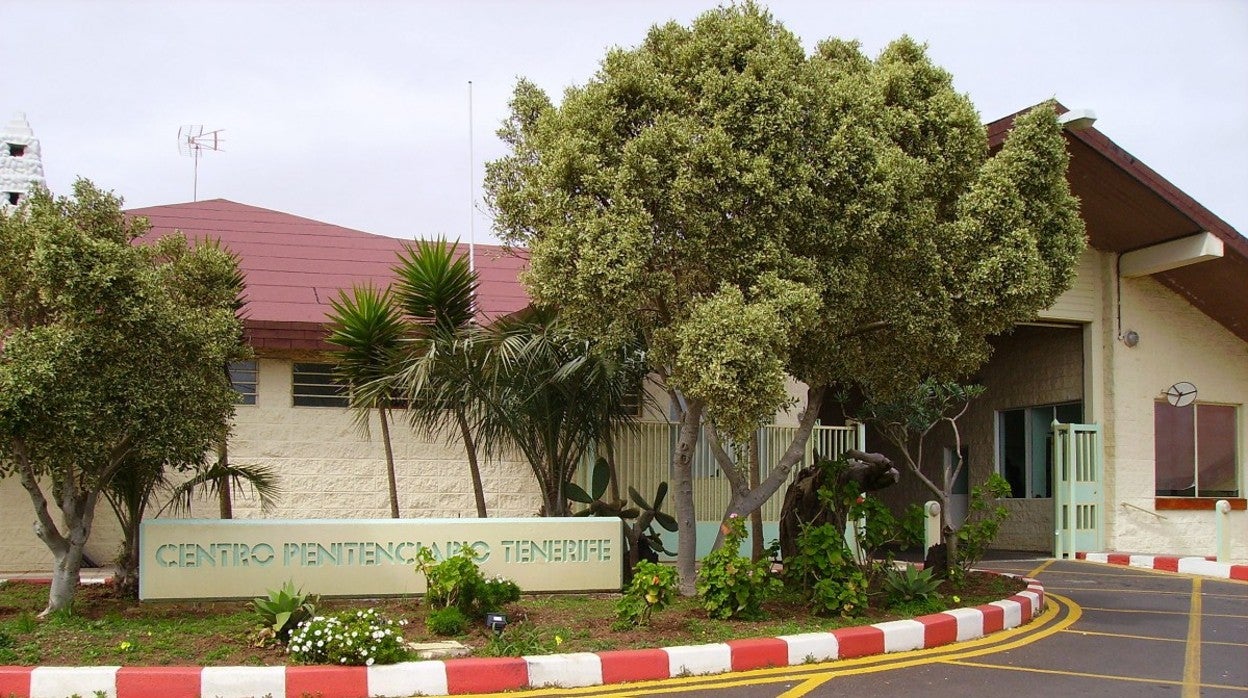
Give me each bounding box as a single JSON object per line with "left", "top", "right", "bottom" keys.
{"left": 6, "top": 0, "right": 1247, "bottom": 243}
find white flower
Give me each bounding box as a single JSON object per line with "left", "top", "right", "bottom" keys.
{"left": 366, "top": 657, "right": 375, "bottom": 666}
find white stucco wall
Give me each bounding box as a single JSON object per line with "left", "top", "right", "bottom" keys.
{"left": 1102, "top": 273, "right": 1248, "bottom": 560}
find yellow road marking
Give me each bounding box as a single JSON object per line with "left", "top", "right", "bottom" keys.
{"left": 1042, "top": 585, "right": 1243, "bottom": 599}
{"left": 775, "top": 674, "right": 836, "bottom": 697}
{"left": 1026, "top": 559, "right": 1056, "bottom": 578}
{"left": 1079, "top": 606, "right": 1246, "bottom": 619}
{"left": 460, "top": 595, "right": 1081, "bottom": 697}
{"left": 1183, "top": 577, "right": 1202, "bottom": 698}
{"left": 1059, "top": 628, "right": 1246, "bottom": 647}
{"left": 945, "top": 658, "right": 1248, "bottom": 692}
{"left": 1067, "top": 560, "right": 1248, "bottom": 584}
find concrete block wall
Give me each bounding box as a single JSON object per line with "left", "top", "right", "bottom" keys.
{"left": 962, "top": 325, "right": 1085, "bottom": 551}
{"left": 208, "top": 359, "right": 543, "bottom": 521}
{"left": 871, "top": 325, "right": 1083, "bottom": 552}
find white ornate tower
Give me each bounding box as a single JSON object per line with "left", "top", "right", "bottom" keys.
{"left": 1, "top": 112, "right": 46, "bottom": 211}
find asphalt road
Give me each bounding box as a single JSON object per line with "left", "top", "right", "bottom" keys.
{"left": 472, "top": 558, "right": 1248, "bottom": 698}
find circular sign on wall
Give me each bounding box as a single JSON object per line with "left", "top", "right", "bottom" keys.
{"left": 1164, "top": 382, "right": 1198, "bottom": 408}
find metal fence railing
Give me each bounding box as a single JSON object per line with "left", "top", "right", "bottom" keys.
{"left": 580, "top": 421, "right": 863, "bottom": 522}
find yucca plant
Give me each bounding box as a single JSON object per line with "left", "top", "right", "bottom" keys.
{"left": 390, "top": 238, "right": 490, "bottom": 518}
{"left": 327, "top": 284, "right": 407, "bottom": 518}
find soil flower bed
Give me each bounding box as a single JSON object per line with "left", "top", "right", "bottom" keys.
{"left": 0, "top": 572, "right": 1024, "bottom": 667}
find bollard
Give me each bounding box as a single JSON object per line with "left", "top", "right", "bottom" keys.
{"left": 923, "top": 501, "right": 942, "bottom": 553}
{"left": 1215, "top": 499, "right": 1232, "bottom": 562}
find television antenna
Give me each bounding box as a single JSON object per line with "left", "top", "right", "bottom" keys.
{"left": 177, "top": 125, "right": 225, "bottom": 201}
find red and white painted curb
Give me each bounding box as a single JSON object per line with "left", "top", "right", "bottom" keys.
{"left": 0, "top": 576, "right": 1044, "bottom": 698}
{"left": 1076, "top": 552, "right": 1248, "bottom": 581}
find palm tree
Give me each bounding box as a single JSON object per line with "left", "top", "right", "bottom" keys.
{"left": 326, "top": 285, "right": 407, "bottom": 518}
{"left": 390, "top": 239, "right": 490, "bottom": 518}
{"left": 106, "top": 455, "right": 279, "bottom": 597}
{"left": 476, "top": 307, "right": 648, "bottom": 516}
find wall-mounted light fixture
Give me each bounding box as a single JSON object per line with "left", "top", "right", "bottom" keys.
{"left": 1122, "top": 330, "right": 1140, "bottom": 348}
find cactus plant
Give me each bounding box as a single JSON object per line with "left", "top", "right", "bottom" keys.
{"left": 564, "top": 457, "right": 678, "bottom": 574}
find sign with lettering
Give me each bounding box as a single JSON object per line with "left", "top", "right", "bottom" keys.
{"left": 139, "top": 517, "right": 623, "bottom": 600}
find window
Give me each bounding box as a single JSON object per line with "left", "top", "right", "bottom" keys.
{"left": 1155, "top": 402, "right": 1239, "bottom": 497}
{"left": 6, "top": 192, "right": 18, "bottom": 206}
{"left": 228, "top": 360, "right": 258, "bottom": 405}
{"left": 7, "top": 143, "right": 25, "bottom": 157}
{"left": 620, "top": 379, "right": 645, "bottom": 417}
{"left": 292, "top": 362, "right": 349, "bottom": 407}
{"left": 997, "top": 402, "right": 1083, "bottom": 498}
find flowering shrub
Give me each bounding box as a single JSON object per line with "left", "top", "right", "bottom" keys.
{"left": 478, "top": 575, "right": 522, "bottom": 612}
{"left": 287, "top": 608, "right": 409, "bottom": 666}
{"left": 696, "top": 515, "right": 781, "bottom": 620}
{"left": 614, "top": 560, "right": 679, "bottom": 628}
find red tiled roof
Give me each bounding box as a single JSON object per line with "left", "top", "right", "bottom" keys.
{"left": 127, "top": 199, "right": 530, "bottom": 351}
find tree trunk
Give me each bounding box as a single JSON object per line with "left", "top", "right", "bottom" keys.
{"left": 672, "top": 398, "right": 703, "bottom": 596}
{"left": 455, "top": 408, "right": 488, "bottom": 518}
{"left": 748, "top": 434, "right": 764, "bottom": 562}
{"left": 704, "top": 423, "right": 748, "bottom": 553}
{"left": 603, "top": 438, "right": 622, "bottom": 504}
{"left": 46, "top": 543, "right": 87, "bottom": 617}
{"left": 115, "top": 515, "right": 141, "bottom": 599}
{"left": 216, "top": 440, "right": 233, "bottom": 519}
{"left": 717, "top": 386, "right": 826, "bottom": 523}
{"left": 379, "top": 406, "right": 400, "bottom": 518}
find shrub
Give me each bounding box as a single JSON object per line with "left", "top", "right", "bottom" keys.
{"left": 478, "top": 575, "right": 522, "bottom": 612}
{"left": 882, "top": 564, "right": 943, "bottom": 607}
{"left": 416, "top": 548, "right": 484, "bottom": 611}
{"left": 252, "top": 581, "right": 318, "bottom": 644}
{"left": 786, "top": 522, "right": 869, "bottom": 618}
{"left": 810, "top": 570, "right": 869, "bottom": 618}
{"left": 288, "top": 608, "right": 408, "bottom": 666}
{"left": 696, "top": 515, "right": 781, "bottom": 620}
{"left": 898, "top": 503, "right": 926, "bottom": 551}
{"left": 415, "top": 547, "right": 521, "bottom": 616}
{"left": 956, "top": 473, "right": 1012, "bottom": 577}
{"left": 425, "top": 607, "right": 469, "bottom": 636}
{"left": 615, "top": 560, "right": 679, "bottom": 628}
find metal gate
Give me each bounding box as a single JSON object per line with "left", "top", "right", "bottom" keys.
{"left": 1053, "top": 422, "right": 1104, "bottom": 558}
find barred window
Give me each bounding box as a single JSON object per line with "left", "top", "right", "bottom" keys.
{"left": 292, "top": 362, "right": 349, "bottom": 408}
{"left": 228, "top": 360, "right": 258, "bottom": 405}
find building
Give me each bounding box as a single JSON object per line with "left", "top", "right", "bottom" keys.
{"left": 0, "top": 199, "right": 543, "bottom": 572}
{"left": 0, "top": 105, "right": 1244, "bottom": 572}
{"left": 857, "top": 106, "right": 1246, "bottom": 560}
{"left": 0, "top": 112, "right": 46, "bottom": 210}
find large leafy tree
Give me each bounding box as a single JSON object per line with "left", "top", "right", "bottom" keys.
{"left": 0, "top": 181, "right": 244, "bottom": 615}
{"left": 485, "top": 4, "right": 1085, "bottom": 591}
